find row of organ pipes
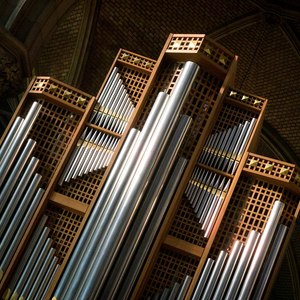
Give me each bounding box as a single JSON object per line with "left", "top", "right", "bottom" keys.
{"left": 0, "top": 43, "right": 298, "bottom": 300}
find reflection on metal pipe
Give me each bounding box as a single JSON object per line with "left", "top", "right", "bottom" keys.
{"left": 224, "top": 230, "right": 260, "bottom": 300}
{"left": 177, "top": 275, "right": 192, "bottom": 300}
{"left": 118, "top": 157, "right": 188, "bottom": 299}
{"left": 0, "top": 155, "right": 39, "bottom": 216}
{"left": 238, "top": 201, "right": 284, "bottom": 300}
{"left": 19, "top": 238, "right": 52, "bottom": 299}
{"left": 102, "top": 116, "right": 191, "bottom": 299}
{"left": 169, "top": 282, "right": 181, "bottom": 300}
{"left": 2, "top": 216, "right": 48, "bottom": 298}
{"left": 27, "top": 247, "right": 55, "bottom": 299}
{"left": 0, "top": 101, "right": 42, "bottom": 185}
{"left": 0, "top": 116, "right": 24, "bottom": 164}
{"left": 0, "top": 188, "right": 44, "bottom": 274}
{"left": 192, "top": 258, "right": 214, "bottom": 300}
{"left": 213, "top": 240, "right": 243, "bottom": 300}
{"left": 253, "top": 224, "right": 287, "bottom": 300}
{"left": 34, "top": 256, "right": 59, "bottom": 300}
{"left": 0, "top": 170, "right": 41, "bottom": 248}
{"left": 53, "top": 129, "right": 141, "bottom": 299}
{"left": 10, "top": 227, "right": 50, "bottom": 300}
{"left": 0, "top": 139, "right": 36, "bottom": 213}
{"left": 78, "top": 62, "right": 199, "bottom": 299}
{"left": 201, "top": 250, "right": 228, "bottom": 300}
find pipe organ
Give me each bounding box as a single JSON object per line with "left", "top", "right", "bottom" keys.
{"left": 0, "top": 33, "right": 299, "bottom": 300}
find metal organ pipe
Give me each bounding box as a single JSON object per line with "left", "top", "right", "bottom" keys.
{"left": 0, "top": 101, "right": 42, "bottom": 185}
{"left": 54, "top": 61, "right": 199, "bottom": 300}
{"left": 192, "top": 258, "right": 215, "bottom": 300}
{"left": 0, "top": 139, "right": 36, "bottom": 212}
{"left": 212, "top": 240, "right": 243, "bottom": 300}
{"left": 224, "top": 230, "right": 260, "bottom": 300}
{"left": 53, "top": 128, "right": 141, "bottom": 299}
{"left": 101, "top": 115, "right": 192, "bottom": 299}
{"left": 201, "top": 250, "right": 228, "bottom": 300}
{"left": 0, "top": 116, "right": 24, "bottom": 164}
{"left": 118, "top": 157, "right": 188, "bottom": 299}
{"left": 60, "top": 91, "right": 169, "bottom": 300}
{"left": 238, "top": 201, "right": 285, "bottom": 300}
{"left": 253, "top": 224, "right": 288, "bottom": 300}
{"left": 75, "top": 61, "right": 199, "bottom": 300}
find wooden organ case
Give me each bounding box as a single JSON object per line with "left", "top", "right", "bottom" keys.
{"left": 0, "top": 34, "right": 299, "bottom": 300}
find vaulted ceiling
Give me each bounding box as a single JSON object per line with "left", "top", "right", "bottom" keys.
{"left": 0, "top": 0, "right": 299, "bottom": 298}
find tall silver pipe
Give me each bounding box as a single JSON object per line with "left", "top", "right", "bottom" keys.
{"left": 3, "top": 215, "right": 48, "bottom": 298}
{"left": 102, "top": 116, "right": 191, "bottom": 299}
{"left": 161, "top": 287, "right": 170, "bottom": 300}
{"left": 0, "top": 188, "right": 44, "bottom": 273}
{"left": 27, "top": 247, "right": 55, "bottom": 299}
{"left": 177, "top": 275, "right": 193, "bottom": 300}
{"left": 84, "top": 133, "right": 105, "bottom": 173}
{"left": 204, "top": 197, "right": 222, "bottom": 238}
{"left": 0, "top": 116, "right": 24, "bottom": 164}
{"left": 53, "top": 129, "right": 141, "bottom": 299}
{"left": 169, "top": 282, "right": 181, "bottom": 300}
{"left": 118, "top": 157, "right": 188, "bottom": 299}
{"left": 210, "top": 127, "right": 233, "bottom": 169}
{"left": 95, "top": 74, "right": 121, "bottom": 126}
{"left": 10, "top": 227, "right": 50, "bottom": 300}
{"left": 212, "top": 240, "right": 243, "bottom": 300}
{"left": 238, "top": 201, "right": 284, "bottom": 300}
{"left": 34, "top": 256, "right": 59, "bottom": 300}
{"left": 59, "top": 128, "right": 87, "bottom": 184}
{"left": 222, "top": 124, "right": 243, "bottom": 172}
{"left": 69, "top": 92, "right": 169, "bottom": 299}
{"left": 0, "top": 101, "right": 42, "bottom": 185}
{"left": 19, "top": 237, "right": 52, "bottom": 299}
{"left": 71, "top": 129, "right": 96, "bottom": 179}
{"left": 253, "top": 224, "right": 288, "bottom": 300}
{"left": 201, "top": 250, "right": 228, "bottom": 300}
{"left": 101, "top": 80, "right": 123, "bottom": 129}
{"left": 41, "top": 263, "right": 60, "bottom": 300}
{"left": 0, "top": 139, "right": 36, "bottom": 212}
{"left": 191, "top": 258, "right": 215, "bottom": 300}
{"left": 110, "top": 91, "right": 128, "bottom": 132}
{"left": 224, "top": 230, "right": 260, "bottom": 300}
{"left": 0, "top": 157, "right": 39, "bottom": 237}
{"left": 64, "top": 129, "right": 93, "bottom": 182}
{"left": 77, "top": 62, "right": 199, "bottom": 299}
{"left": 95, "top": 67, "right": 118, "bottom": 104}
{"left": 89, "top": 134, "right": 110, "bottom": 171}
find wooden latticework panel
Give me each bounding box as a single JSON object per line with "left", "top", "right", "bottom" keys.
{"left": 117, "top": 49, "right": 156, "bottom": 72}
{"left": 118, "top": 65, "right": 151, "bottom": 106}
{"left": 200, "top": 37, "right": 234, "bottom": 71}
{"left": 244, "top": 153, "right": 300, "bottom": 191}
{"left": 210, "top": 102, "right": 257, "bottom": 136}
{"left": 244, "top": 153, "right": 296, "bottom": 182}
{"left": 166, "top": 34, "right": 234, "bottom": 71}
{"left": 45, "top": 204, "right": 83, "bottom": 264}
{"left": 225, "top": 88, "right": 266, "bottom": 111}
{"left": 167, "top": 34, "right": 205, "bottom": 53}
{"left": 30, "top": 77, "right": 93, "bottom": 110}
{"left": 26, "top": 99, "right": 81, "bottom": 187}
{"left": 168, "top": 195, "right": 207, "bottom": 247}
{"left": 209, "top": 175, "right": 298, "bottom": 259}
{"left": 142, "top": 246, "right": 199, "bottom": 299}
{"left": 56, "top": 168, "right": 106, "bottom": 205}
{"left": 180, "top": 70, "right": 223, "bottom": 159}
